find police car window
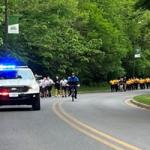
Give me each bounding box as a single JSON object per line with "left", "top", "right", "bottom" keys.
{"left": 0, "top": 70, "right": 17, "bottom": 79}
{"left": 0, "top": 69, "right": 34, "bottom": 80}
{"left": 18, "top": 69, "right": 34, "bottom": 80}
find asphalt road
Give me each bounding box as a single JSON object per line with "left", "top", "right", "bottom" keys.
{"left": 0, "top": 89, "right": 150, "bottom": 150}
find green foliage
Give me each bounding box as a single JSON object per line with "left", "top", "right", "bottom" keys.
{"left": 135, "top": 0, "right": 150, "bottom": 10}
{"left": 0, "top": 0, "right": 149, "bottom": 84}
{"left": 0, "top": 2, "right": 4, "bottom": 46}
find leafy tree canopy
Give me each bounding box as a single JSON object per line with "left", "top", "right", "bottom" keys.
{"left": 0, "top": 0, "right": 149, "bottom": 84}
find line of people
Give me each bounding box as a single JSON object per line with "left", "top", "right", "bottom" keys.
{"left": 109, "top": 77, "right": 150, "bottom": 92}
{"left": 38, "top": 73, "right": 80, "bottom": 98}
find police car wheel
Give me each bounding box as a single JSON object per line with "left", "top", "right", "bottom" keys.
{"left": 32, "top": 96, "right": 41, "bottom": 110}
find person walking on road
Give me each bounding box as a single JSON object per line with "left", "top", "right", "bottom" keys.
{"left": 60, "top": 77, "right": 68, "bottom": 97}
{"left": 54, "top": 76, "right": 61, "bottom": 97}
{"left": 46, "top": 76, "right": 54, "bottom": 97}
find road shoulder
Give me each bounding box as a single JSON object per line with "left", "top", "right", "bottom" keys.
{"left": 130, "top": 99, "right": 150, "bottom": 110}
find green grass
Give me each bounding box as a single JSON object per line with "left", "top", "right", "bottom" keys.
{"left": 78, "top": 83, "right": 109, "bottom": 93}
{"left": 134, "top": 94, "right": 150, "bottom": 105}
{"left": 50, "top": 82, "right": 110, "bottom": 96}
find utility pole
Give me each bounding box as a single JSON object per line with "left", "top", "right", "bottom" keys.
{"left": 4, "top": 0, "right": 8, "bottom": 50}
{"left": 132, "top": 56, "right": 135, "bottom": 78}
{"left": 133, "top": 48, "right": 141, "bottom": 77}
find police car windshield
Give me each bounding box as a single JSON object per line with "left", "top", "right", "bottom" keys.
{"left": 0, "top": 69, "right": 34, "bottom": 80}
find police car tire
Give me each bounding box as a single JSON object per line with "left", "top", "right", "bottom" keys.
{"left": 32, "top": 96, "right": 41, "bottom": 110}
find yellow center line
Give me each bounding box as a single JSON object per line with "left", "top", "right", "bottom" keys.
{"left": 53, "top": 102, "right": 124, "bottom": 150}
{"left": 52, "top": 101, "right": 142, "bottom": 150}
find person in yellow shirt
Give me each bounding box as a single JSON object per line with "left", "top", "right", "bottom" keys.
{"left": 109, "top": 79, "right": 119, "bottom": 92}
{"left": 145, "top": 77, "right": 150, "bottom": 89}
{"left": 133, "top": 78, "right": 139, "bottom": 90}
{"left": 109, "top": 80, "right": 115, "bottom": 92}
{"left": 109, "top": 80, "right": 114, "bottom": 92}
{"left": 126, "top": 79, "right": 132, "bottom": 90}
{"left": 139, "top": 78, "right": 145, "bottom": 89}
{"left": 114, "top": 79, "right": 119, "bottom": 92}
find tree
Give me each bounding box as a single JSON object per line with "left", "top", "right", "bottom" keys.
{"left": 0, "top": 1, "right": 4, "bottom": 46}
{"left": 135, "top": 0, "right": 150, "bottom": 10}
{"left": 0, "top": 0, "right": 149, "bottom": 84}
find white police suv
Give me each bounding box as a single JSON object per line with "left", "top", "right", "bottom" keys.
{"left": 0, "top": 65, "right": 40, "bottom": 110}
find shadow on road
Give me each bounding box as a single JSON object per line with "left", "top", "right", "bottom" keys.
{"left": 0, "top": 106, "right": 32, "bottom": 112}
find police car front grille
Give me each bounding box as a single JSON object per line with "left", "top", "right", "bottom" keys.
{"left": 8, "top": 86, "right": 29, "bottom": 93}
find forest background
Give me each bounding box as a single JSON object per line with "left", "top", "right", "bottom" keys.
{"left": 0, "top": 0, "right": 149, "bottom": 85}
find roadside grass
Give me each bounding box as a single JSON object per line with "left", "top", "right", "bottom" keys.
{"left": 134, "top": 94, "right": 150, "bottom": 105}
{"left": 78, "top": 83, "right": 110, "bottom": 94}
{"left": 50, "top": 82, "right": 110, "bottom": 95}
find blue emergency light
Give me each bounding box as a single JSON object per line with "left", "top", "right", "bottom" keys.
{"left": 0, "top": 65, "right": 16, "bottom": 70}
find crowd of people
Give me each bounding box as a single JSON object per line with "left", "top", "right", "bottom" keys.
{"left": 38, "top": 73, "right": 80, "bottom": 98}
{"left": 37, "top": 74, "right": 150, "bottom": 97}
{"left": 109, "top": 77, "right": 150, "bottom": 92}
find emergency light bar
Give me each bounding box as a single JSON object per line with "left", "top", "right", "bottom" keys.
{"left": 0, "top": 65, "right": 16, "bottom": 70}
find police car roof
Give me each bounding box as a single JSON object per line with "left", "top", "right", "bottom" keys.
{"left": 0, "top": 65, "right": 29, "bottom": 70}
{"left": 16, "top": 66, "right": 28, "bottom": 68}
